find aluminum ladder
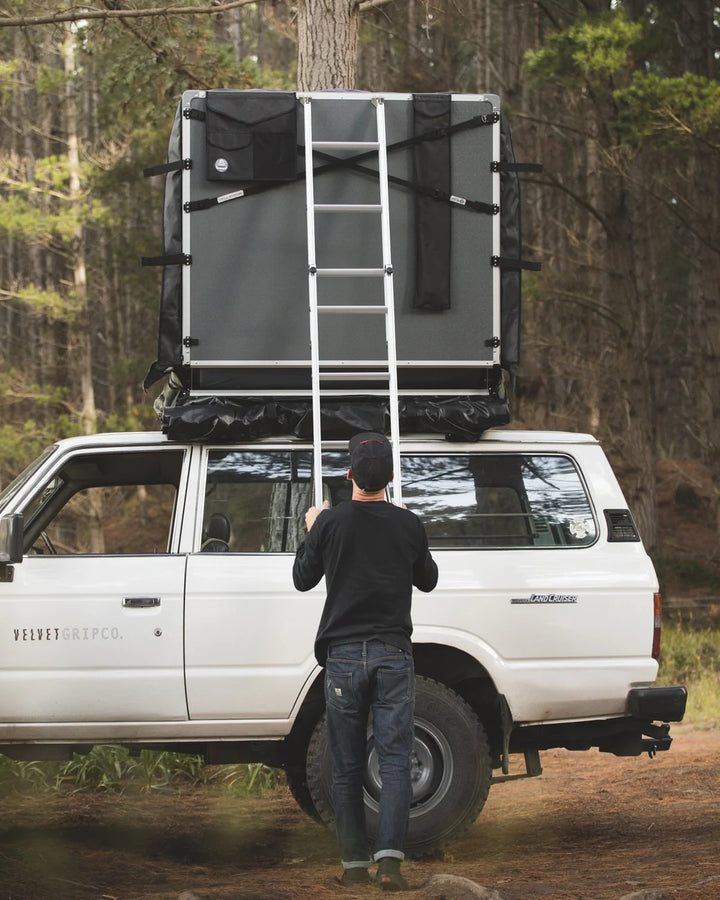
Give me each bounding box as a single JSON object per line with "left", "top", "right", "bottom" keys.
{"left": 303, "top": 95, "right": 402, "bottom": 508}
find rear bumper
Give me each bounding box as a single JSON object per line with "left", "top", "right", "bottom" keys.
{"left": 509, "top": 685, "right": 687, "bottom": 758}
{"left": 627, "top": 685, "right": 687, "bottom": 722}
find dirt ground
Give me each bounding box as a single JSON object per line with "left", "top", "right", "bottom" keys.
{"left": 0, "top": 724, "right": 718, "bottom": 900}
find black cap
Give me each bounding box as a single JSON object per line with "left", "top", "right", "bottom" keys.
{"left": 349, "top": 432, "right": 393, "bottom": 492}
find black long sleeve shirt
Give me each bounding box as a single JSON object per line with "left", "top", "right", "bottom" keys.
{"left": 292, "top": 500, "right": 438, "bottom": 666}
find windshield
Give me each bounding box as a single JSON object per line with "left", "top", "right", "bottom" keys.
{"left": 0, "top": 446, "right": 57, "bottom": 516}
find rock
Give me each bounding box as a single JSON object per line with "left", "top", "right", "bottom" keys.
{"left": 414, "top": 874, "right": 508, "bottom": 900}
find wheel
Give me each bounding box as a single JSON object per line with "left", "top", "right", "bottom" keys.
{"left": 284, "top": 759, "right": 322, "bottom": 822}
{"left": 304, "top": 675, "right": 492, "bottom": 856}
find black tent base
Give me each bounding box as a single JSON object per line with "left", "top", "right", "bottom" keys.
{"left": 157, "top": 391, "right": 510, "bottom": 443}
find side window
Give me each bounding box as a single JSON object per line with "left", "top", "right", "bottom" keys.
{"left": 201, "top": 450, "right": 350, "bottom": 552}
{"left": 21, "top": 449, "right": 185, "bottom": 555}
{"left": 401, "top": 454, "right": 597, "bottom": 549}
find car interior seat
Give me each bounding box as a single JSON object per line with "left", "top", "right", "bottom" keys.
{"left": 201, "top": 512, "right": 231, "bottom": 552}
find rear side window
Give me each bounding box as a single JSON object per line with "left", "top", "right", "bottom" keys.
{"left": 401, "top": 454, "right": 597, "bottom": 549}
{"left": 202, "top": 450, "right": 350, "bottom": 552}
{"left": 200, "top": 450, "right": 596, "bottom": 552}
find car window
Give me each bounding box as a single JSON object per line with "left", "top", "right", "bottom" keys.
{"left": 0, "top": 446, "right": 57, "bottom": 515}
{"left": 202, "top": 450, "right": 350, "bottom": 552}
{"left": 401, "top": 454, "right": 597, "bottom": 549}
{"left": 21, "top": 449, "right": 185, "bottom": 555}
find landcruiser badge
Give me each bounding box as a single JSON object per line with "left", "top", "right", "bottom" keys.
{"left": 214, "top": 157, "right": 229, "bottom": 174}
{"left": 511, "top": 594, "right": 578, "bottom": 605}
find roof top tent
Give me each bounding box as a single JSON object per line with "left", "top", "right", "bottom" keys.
{"left": 144, "top": 90, "right": 533, "bottom": 442}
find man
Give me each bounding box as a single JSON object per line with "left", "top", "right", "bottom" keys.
{"left": 292, "top": 432, "right": 438, "bottom": 891}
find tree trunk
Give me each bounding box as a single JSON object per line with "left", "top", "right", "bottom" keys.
{"left": 297, "top": 0, "right": 359, "bottom": 90}
{"left": 63, "top": 23, "right": 97, "bottom": 439}
{"left": 63, "top": 23, "right": 103, "bottom": 554}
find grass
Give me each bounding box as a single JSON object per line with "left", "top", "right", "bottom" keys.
{"left": 0, "top": 749, "right": 286, "bottom": 799}
{"left": 657, "top": 612, "right": 720, "bottom": 723}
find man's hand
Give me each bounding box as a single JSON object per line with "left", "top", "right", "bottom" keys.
{"left": 305, "top": 500, "right": 329, "bottom": 531}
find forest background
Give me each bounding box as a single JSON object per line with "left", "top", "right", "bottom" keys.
{"left": 0, "top": 0, "right": 718, "bottom": 600}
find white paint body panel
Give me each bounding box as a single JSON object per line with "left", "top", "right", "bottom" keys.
{"left": 184, "top": 554, "right": 320, "bottom": 719}
{"left": 0, "top": 430, "right": 659, "bottom": 743}
{"left": 0, "top": 555, "right": 187, "bottom": 723}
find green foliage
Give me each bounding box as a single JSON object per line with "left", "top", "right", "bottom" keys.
{"left": 58, "top": 745, "right": 208, "bottom": 793}
{"left": 659, "top": 615, "right": 720, "bottom": 681}
{"left": 524, "top": 10, "right": 642, "bottom": 87}
{"left": 0, "top": 746, "right": 285, "bottom": 798}
{"left": 215, "top": 762, "right": 286, "bottom": 797}
{"left": 657, "top": 616, "right": 720, "bottom": 722}
{"left": 59, "top": 744, "right": 133, "bottom": 792}
{"left": 0, "top": 422, "right": 60, "bottom": 487}
{"left": 0, "top": 0, "right": 299, "bottom": 450}
{"left": 0, "top": 193, "right": 57, "bottom": 244}
{"left": 0, "top": 59, "right": 22, "bottom": 101}
{"left": 13, "top": 285, "right": 77, "bottom": 319}
{"left": 614, "top": 72, "right": 720, "bottom": 145}
{"left": 0, "top": 755, "right": 60, "bottom": 797}
{"left": 34, "top": 64, "right": 69, "bottom": 96}
{"left": 134, "top": 749, "right": 208, "bottom": 791}
{"left": 524, "top": 8, "right": 720, "bottom": 153}
{"left": 0, "top": 160, "right": 115, "bottom": 274}
{"left": 0, "top": 372, "right": 84, "bottom": 488}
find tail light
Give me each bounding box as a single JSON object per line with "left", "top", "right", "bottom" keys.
{"left": 652, "top": 592, "right": 662, "bottom": 660}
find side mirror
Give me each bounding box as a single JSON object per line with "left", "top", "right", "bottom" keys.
{"left": 0, "top": 514, "right": 24, "bottom": 564}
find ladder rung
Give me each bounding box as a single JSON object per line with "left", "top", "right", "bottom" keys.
{"left": 314, "top": 203, "right": 382, "bottom": 213}
{"left": 312, "top": 140, "right": 379, "bottom": 150}
{"left": 318, "top": 304, "right": 386, "bottom": 314}
{"left": 319, "top": 371, "right": 389, "bottom": 381}
{"left": 315, "top": 267, "right": 385, "bottom": 278}
{"left": 304, "top": 96, "right": 402, "bottom": 508}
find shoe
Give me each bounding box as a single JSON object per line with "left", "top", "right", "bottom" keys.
{"left": 340, "top": 867, "right": 371, "bottom": 887}
{"left": 376, "top": 858, "right": 408, "bottom": 892}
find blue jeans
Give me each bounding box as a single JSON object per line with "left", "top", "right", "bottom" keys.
{"left": 324, "top": 639, "right": 415, "bottom": 869}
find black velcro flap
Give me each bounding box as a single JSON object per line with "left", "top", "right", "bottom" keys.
{"left": 413, "top": 94, "right": 452, "bottom": 311}
{"left": 204, "top": 91, "right": 298, "bottom": 182}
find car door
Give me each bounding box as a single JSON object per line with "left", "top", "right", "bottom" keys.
{"left": 183, "top": 447, "right": 344, "bottom": 723}
{"left": 0, "top": 443, "right": 190, "bottom": 726}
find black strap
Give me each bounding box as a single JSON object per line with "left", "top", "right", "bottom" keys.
{"left": 491, "top": 161, "right": 543, "bottom": 173}
{"left": 183, "top": 151, "right": 499, "bottom": 217}
{"left": 143, "top": 159, "right": 192, "bottom": 178}
{"left": 184, "top": 110, "right": 500, "bottom": 216}
{"left": 312, "top": 149, "right": 499, "bottom": 216}
{"left": 144, "top": 160, "right": 181, "bottom": 178}
{"left": 142, "top": 253, "right": 191, "bottom": 267}
{"left": 184, "top": 188, "right": 248, "bottom": 213}
{"left": 491, "top": 255, "right": 541, "bottom": 272}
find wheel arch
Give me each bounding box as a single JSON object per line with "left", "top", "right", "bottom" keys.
{"left": 288, "top": 642, "right": 506, "bottom": 765}
{"left": 412, "top": 642, "right": 505, "bottom": 764}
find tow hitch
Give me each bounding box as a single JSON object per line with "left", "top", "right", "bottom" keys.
{"left": 642, "top": 722, "right": 672, "bottom": 757}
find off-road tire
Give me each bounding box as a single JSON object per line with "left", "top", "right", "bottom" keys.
{"left": 304, "top": 675, "right": 492, "bottom": 856}
{"left": 284, "top": 760, "right": 322, "bottom": 822}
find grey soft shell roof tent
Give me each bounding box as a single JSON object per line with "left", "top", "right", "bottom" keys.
{"left": 143, "top": 91, "right": 538, "bottom": 442}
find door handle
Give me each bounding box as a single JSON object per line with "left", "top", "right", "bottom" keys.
{"left": 122, "top": 597, "right": 161, "bottom": 608}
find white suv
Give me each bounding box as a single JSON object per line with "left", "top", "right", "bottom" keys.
{"left": 0, "top": 428, "right": 686, "bottom": 854}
